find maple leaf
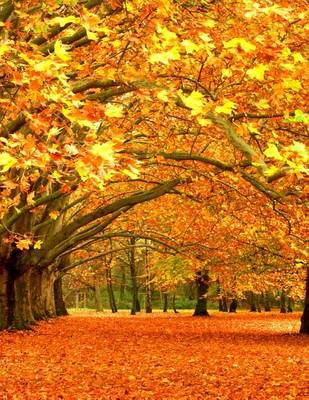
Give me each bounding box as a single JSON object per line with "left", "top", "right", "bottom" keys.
{"left": 264, "top": 143, "right": 283, "bottom": 160}
{"left": 157, "top": 90, "right": 169, "bottom": 102}
{"left": 223, "top": 38, "right": 256, "bottom": 52}
{"left": 105, "top": 104, "right": 124, "bottom": 118}
{"left": 54, "top": 40, "right": 71, "bottom": 61}
{"left": 179, "top": 91, "right": 206, "bottom": 116}
{"left": 16, "top": 238, "right": 32, "bottom": 250}
{"left": 90, "top": 142, "right": 115, "bottom": 163}
{"left": 283, "top": 78, "right": 302, "bottom": 92}
{"left": 181, "top": 39, "right": 199, "bottom": 54}
{"left": 215, "top": 99, "right": 236, "bottom": 115}
{"left": 246, "top": 64, "right": 269, "bottom": 81}
{"left": 0, "top": 152, "right": 17, "bottom": 172}
{"left": 34, "top": 240, "right": 43, "bottom": 249}
{"left": 49, "top": 210, "right": 60, "bottom": 220}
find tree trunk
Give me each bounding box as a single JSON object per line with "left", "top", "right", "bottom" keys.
{"left": 41, "top": 269, "right": 56, "bottom": 317}
{"left": 145, "top": 254, "right": 152, "bottom": 314}
{"left": 300, "top": 268, "right": 309, "bottom": 334}
{"left": 172, "top": 293, "right": 178, "bottom": 313}
{"left": 129, "top": 238, "right": 139, "bottom": 315}
{"left": 54, "top": 277, "right": 68, "bottom": 316}
{"left": 280, "top": 291, "right": 287, "bottom": 313}
{"left": 106, "top": 268, "right": 117, "bottom": 313}
{"left": 287, "top": 297, "right": 293, "bottom": 313}
{"left": 193, "top": 270, "right": 210, "bottom": 317}
{"left": 30, "top": 268, "right": 47, "bottom": 320}
{"left": 119, "top": 263, "right": 126, "bottom": 301}
{"left": 0, "top": 266, "right": 8, "bottom": 330}
{"left": 248, "top": 291, "right": 257, "bottom": 312}
{"left": 229, "top": 299, "right": 238, "bottom": 312}
{"left": 163, "top": 293, "right": 168, "bottom": 312}
{"left": 94, "top": 285, "right": 104, "bottom": 312}
{"left": 219, "top": 297, "right": 228, "bottom": 312}
{"left": 264, "top": 292, "right": 271, "bottom": 311}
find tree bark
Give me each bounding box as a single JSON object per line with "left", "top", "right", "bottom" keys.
{"left": 106, "top": 268, "right": 117, "bottom": 313}
{"left": 193, "top": 270, "right": 210, "bottom": 317}
{"left": 172, "top": 293, "right": 178, "bottom": 313}
{"left": 54, "top": 277, "right": 68, "bottom": 316}
{"left": 94, "top": 285, "right": 104, "bottom": 312}
{"left": 248, "top": 291, "right": 257, "bottom": 312}
{"left": 264, "top": 292, "right": 271, "bottom": 311}
{"left": 219, "top": 297, "right": 228, "bottom": 312}
{"left": 300, "top": 268, "right": 309, "bottom": 334}
{"left": 129, "top": 238, "right": 139, "bottom": 315}
{"left": 229, "top": 299, "right": 238, "bottom": 313}
{"left": 162, "top": 293, "right": 168, "bottom": 312}
{"left": 0, "top": 266, "right": 8, "bottom": 329}
{"left": 280, "top": 291, "right": 287, "bottom": 313}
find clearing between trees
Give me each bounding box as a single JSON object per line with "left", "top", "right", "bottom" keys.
{"left": 0, "top": 312, "right": 308, "bottom": 400}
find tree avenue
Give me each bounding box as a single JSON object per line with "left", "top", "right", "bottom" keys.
{"left": 0, "top": 0, "right": 307, "bottom": 332}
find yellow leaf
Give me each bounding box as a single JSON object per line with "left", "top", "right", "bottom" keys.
{"left": 157, "top": 90, "right": 169, "bottom": 102}
{"left": 202, "top": 19, "right": 216, "bottom": 28}
{"left": 105, "top": 104, "right": 124, "bottom": 118}
{"left": 179, "top": 91, "right": 206, "bottom": 116}
{"left": 49, "top": 16, "right": 80, "bottom": 27}
{"left": 223, "top": 38, "right": 256, "bottom": 52}
{"left": 292, "top": 52, "right": 306, "bottom": 63}
{"left": 123, "top": 166, "right": 139, "bottom": 179}
{"left": 221, "top": 68, "right": 232, "bottom": 78}
{"left": 256, "top": 99, "right": 270, "bottom": 109}
{"left": 149, "top": 46, "right": 180, "bottom": 65}
{"left": 85, "top": 28, "right": 98, "bottom": 41}
{"left": 49, "top": 210, "right": 60, "bottom": 220}
{"left": 34, "top": 60, "right": 55, "bottom": 72}
{"left": 283, "top": 78, "right": 302, "bottom": 92}
{"left": 90, "top": 142, "right": 114, "bottom": 163}
{"left": 34, "top": 240, "right": 43, "bottom": 250}
{"left": 75, "top": 160, "right": 89, "bottom": 181}
{"left": 26, "top": 191, "right": 35, "bottom": 206}
{"left": 197, "top": 117, "right": 212, "bottom": 126}
{"left": 181, "top": 39, "right": 199, "bottom": 54}
{"left": 288, "top": 142, "right": 308, "bottom": 161}
{"left": 54, "top": 40, "right": 71, "bottom": 61}
{"left": 0, "top": 44, "right": 10, "bottom": 57}
{"left": 264, "top": 143, "right": 283, "bottom": 160}
{"left": 0, "top": 152, "right": 17, "bottom": 172}
{"left": 16, "top": 238, "right": 32, "bottom": 251}
{"left": 215, "top": 99, "right": 236, "bottom": 115}
{"left": 246, "top": 64, "right": 268, "bottom": 81}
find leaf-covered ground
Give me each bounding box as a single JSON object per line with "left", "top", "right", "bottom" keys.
{"left": 0, "top": 312, "right": 308, "bottom": 399}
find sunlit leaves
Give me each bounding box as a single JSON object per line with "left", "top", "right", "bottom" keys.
{"left": 246, "top": 64, "right": 269, "bottom": 81}
{"left": 54, "top": 40, "right": 71, "bottom": 61}
{"left": 264, "top": 143, "right": 283, "bottom": 160}
{"left": 179, "top": 91, "right": 207, "bottom": 116}
{"left": 283, "top": 78, "right": 302, "bottom": 92}
{"left": 223, "top": 38, "right": 256, "bottom": 52}
{"left": 105, "top": 104, "right": 124, "bottom": 118}
{"left": 0, "top": 153, "right": 17, "bottom": 172}
{"left": 215, "top": 99, "right": 236, "bottom": 115}
{"left": 90, "top": 142, "right": 115, "bottom": 163}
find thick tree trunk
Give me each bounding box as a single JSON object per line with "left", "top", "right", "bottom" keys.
{"left": 300, "top": 269, "right": 309, "bottom": 334}
{"left": 54, "top": 277, "right": 68, "bottom": 316}
{"left": 163, "top": 293, "right": 168, "bottom": 312}
{"left": 41, "top": 269, "right": 56, "bottom": 317}
{"left": 193, "top": 270, "right": 210, "bottom": 317}
{"left": 0, "top": 266, "right": 8, "bottom": 329}
{"left": 229, "top": 299, "right": 238, "bottom": 313}
{"left": 248, "top": 291, "right": 257, "bottom": 312}
{"left": 30, "top": 269, "right": 47, "bottom": 320}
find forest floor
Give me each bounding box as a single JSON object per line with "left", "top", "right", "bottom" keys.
{"left": 0, "top": 312, "right": 308, "bottom": 400}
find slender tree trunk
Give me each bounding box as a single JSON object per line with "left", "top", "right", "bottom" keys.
{"left": 193, "top": 270, "right": 210, "bottom": 317}
{"left": 229, "top": 299, "right": 237, "bottom": 313}
{"left": 280, "top": 291, "right": 287, "bottom": 313}
{"left": 145, "top": 250, "right": 152, "bottom": 314}
{"left": 163, "top": 293, "right": 168, "bottom": 312}
{"left": 106, "top": 268, "right": 117, "bottom": 313}
{"left": 119, "top": 263, "right": 126, "bottom": 301}
{"left": 249, "top": 291, "right": 257, "bottom": 312}
{"left": 129, "top": 238, "right": 139, "bottom": 315}
{"left": 54, "top": 277, "right": 68, "bottom": 316}
{"left": 300, "top": 268, "right": 309, "bottom": 334}
{"left": 172, "top": 293, "right": 178, "bottom": 313}
{"left": 256, "top": 294, "right": 261, "bottom": 313}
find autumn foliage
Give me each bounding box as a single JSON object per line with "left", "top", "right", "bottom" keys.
{"left": 0, "top": 313, "right": 308, "bottom": 399}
